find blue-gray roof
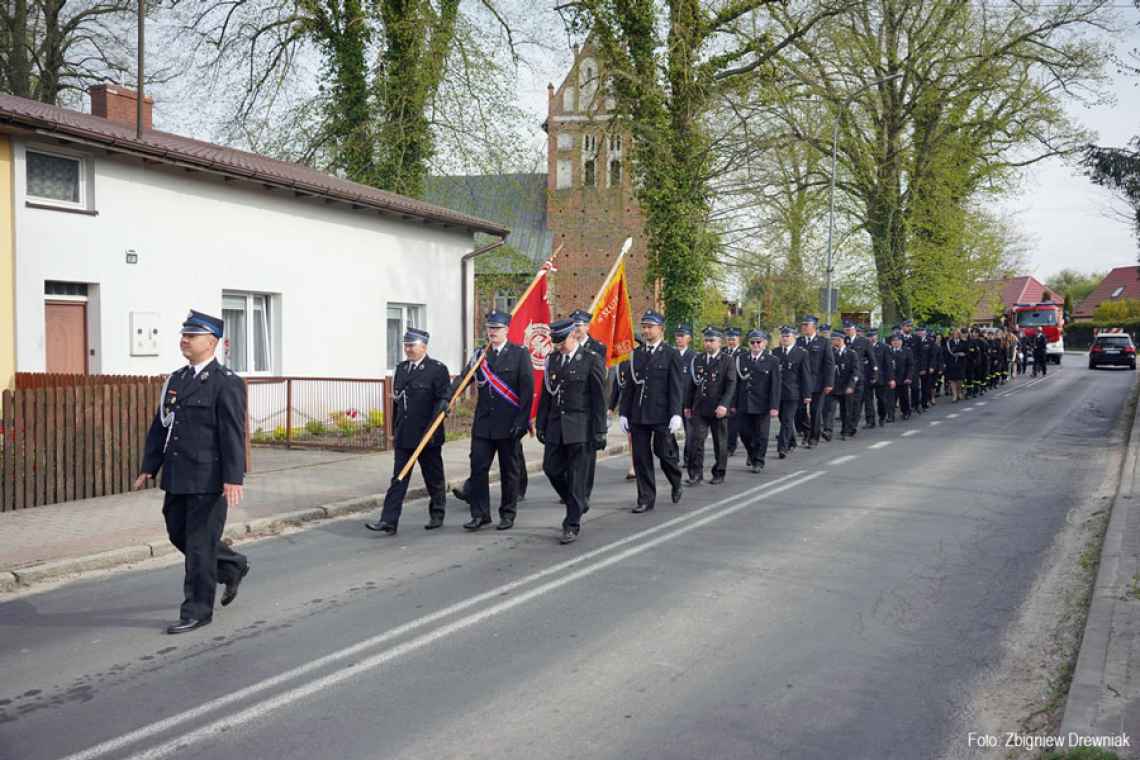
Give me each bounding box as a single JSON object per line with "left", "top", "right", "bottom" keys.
{"left": 423, "top": 174, "right": 552, "bottom": 274}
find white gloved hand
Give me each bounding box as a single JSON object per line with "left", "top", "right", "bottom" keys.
{"left": 619, "top": 416, "right": 630, "bottom": 434}
{"left": 668, "top": 415, "right": 683, "bottom": 434}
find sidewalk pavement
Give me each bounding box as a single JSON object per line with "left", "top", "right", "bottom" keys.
{"left": 1061, "top": 374, "right": 1140, "bottom": 752}
{"left": 0, "top": 427, "right": 635, "bottom": 592}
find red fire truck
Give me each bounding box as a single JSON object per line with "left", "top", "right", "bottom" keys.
{"left": 1009, "top": 302, "right": 1065, "bottom": 364}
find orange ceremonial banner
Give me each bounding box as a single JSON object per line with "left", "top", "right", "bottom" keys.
{"left": 589, "top": 259, "right": 636, "bottom": 367}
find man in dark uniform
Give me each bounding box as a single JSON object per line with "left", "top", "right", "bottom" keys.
{"left": 796, "top": 315, "right": 833, "bottom": 448}
{"left": 867, "top": 329, "right": 890, "bottom": 424}
{"left": 136, "top": 310, "right": 249, "bottom": 635}
{"left": 735, "top": 329, "right": 781, "bottom": 472}
{"left": 536, "top": 319, "right": 607, "bottom": 544}
{"left": 773, "top": 326, "right": 810, "bottom": 458}
{"left": 830, "top": 332, "right": 862, "bottom": 439}
{"left": 365, "top": 328, "right": 451, "bottom": 535}
{"left": 461, "top": 310, "right": 534, "bottom": 531}
{"left": 1032, "top": 330, "right": 1048, "bottom": 376}
{"left": 844, "top": 321, "right": 879, "bottom": 428}
{"left": 683, "top": 327, "right": 736, "bottom": 485}
{"left": 571, "top": 309, "right": 608, "bottom": 505}
{"left": 673, "top": 323, "right": 696, "bottom": 472}
{"left": 819, "top": 324, "right": 838, "bottom": 439}
{"left": 890, "top": 331, "right": 914, "bottom": 419}
{"left": 723, "top": 327, "right": 743, "bottom": 456}
{"left": 910, "top": 326, "right": 930, "bottom": 413}
{"left": 619, "top": 310, "right": 685, "bottom": 513}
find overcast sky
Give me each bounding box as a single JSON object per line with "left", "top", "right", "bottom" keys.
{"left": 508, "top": 12, "right": 1140, "bottom": 284}
{"left": 996, "top": 15, "right": 1140, "bottom": 280}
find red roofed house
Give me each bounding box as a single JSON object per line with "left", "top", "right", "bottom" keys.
{"left": 973, "top": 276, "right": 1060, "bottom": 325}
{"left": 1072, "top": 266, "right": 1140, "bottom": 322}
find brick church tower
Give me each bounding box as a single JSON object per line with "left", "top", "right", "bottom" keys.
{"left": 544, "top": 42, "right": 657, "bottom": 320}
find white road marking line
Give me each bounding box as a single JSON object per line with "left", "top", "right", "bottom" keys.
{"left": 929, "top": 421, "right": 941, "bottom": 426}
{"left": 963, "top": 406, "right": 974, "bottom": 411}
{"left": 115, "top": 472, "right": 825, "bottom": 760}
{"left": 829, "top": 455, "right": 857, "bottom": 465}
{"left": 947, "top": 413, "right": 959, "bottom": 418}
{"left": 868, "top": 441, "right": 892, "bottom": 450}
{"left": 977, "top": 402, "right": 987, "bottom": 406}
{"left": 902, "top": 430, "right": 919, "bottom": 437}
{"left": 60, "top": 471, "right": 808, "bottom": 760}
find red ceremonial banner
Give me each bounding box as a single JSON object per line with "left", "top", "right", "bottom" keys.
{"left": 590, "top": 259, "right": 636, "bottom": 367}
{"left": 508, "top": 271, "right": 552, "bottom": 419}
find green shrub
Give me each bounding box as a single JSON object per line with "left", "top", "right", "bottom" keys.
{"left": 305, "top": 420, "right": 327, "bottom": 436}
{"left": 368, "top": 409, "right": 384, "bottom": 429}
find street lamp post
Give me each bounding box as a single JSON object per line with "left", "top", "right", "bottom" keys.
{"left": 824, "top": 72, "right": 904, "bottom": 327}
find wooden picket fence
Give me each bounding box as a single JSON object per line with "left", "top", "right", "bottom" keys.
{"left": 1, "top": 377, "right": 166, "bottom": 511}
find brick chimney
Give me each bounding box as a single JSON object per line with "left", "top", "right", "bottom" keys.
{"left": 89, "top": 84, "right": 153, "bottom": 131}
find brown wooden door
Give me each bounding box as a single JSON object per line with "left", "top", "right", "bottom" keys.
{"left": 45, "top": 301, "right": 87, "bottom": 373}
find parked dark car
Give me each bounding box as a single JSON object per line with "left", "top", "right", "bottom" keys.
{"left": 1089, "top": 334, "right": 1137, "bottom": 370}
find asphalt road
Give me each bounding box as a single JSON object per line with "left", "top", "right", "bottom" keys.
{"left": 0, "top": 360, "right": 1133, "bottom": 760}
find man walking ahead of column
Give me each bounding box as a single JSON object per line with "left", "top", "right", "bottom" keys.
{"left": 136, "top": 310, "right": 249, "bottom": 635}
{"left": 462, "top": 310, "right": 534, "bottom": 532}
{"left": 536, "top": 319, "right": 607, "bottom": 544}
{"left": 796, "top": 315, "right": 833, "bottom": 448}
{"left": 365, "top": 328, "right": 451, "bottom": 536}
{"left": 620, "top": 310, "right": 685, "bottom": 513}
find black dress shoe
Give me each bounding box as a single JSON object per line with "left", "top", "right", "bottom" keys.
{"left": 778, "top": 450, "right": 787, "bottom": 459}
{"left": 364, "top": 519, "right": 398, "bottom": 534}
{"left": 452, "top": 487, "right": 469, "bottom": 503}
{"left": 496, "top": 518, "right": 514, "bottom": 531}
{"left": 751, "top": 463, "right": 763, "bottom": 474}
{"left": 559, "top": 528, "right": 579, "bottom": 545}
{"left": 866, "top": 422, "right": 876, "bottom": 429}
{"left": 463, "top": 516, "right": 492, "bottom": 531}
{"left": 424, "top": 517, "right": 444, "bottom": 530}
{"left": 821, "top": 432, "right": 832, "bottom": 442}
{"left": 685, "top": 476, "right": 703, "bottom": 487}
{"left": 632, "top": 503, "right": 654, "bottom": 514}
{"left": 671, "top": 484, "right": 684, "bottom": 503}
{"left": 709, "top": 475, "right": 725, "bottom": 485}
{"left": 625, "top": 471, "right": 637, "bottom": 481}
{"left": 166, "top": 617, "right": 211, "bottom": 635}
{"left": 221, "top": 565, "right": 250, "bottom": 607}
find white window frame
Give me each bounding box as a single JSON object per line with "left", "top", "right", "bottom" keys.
{"left": 494, "top": 290, "right": 518, "bottom": 313}
{"left": 25, "top": 146, "right": 92, "bottom": 212}
{"left": 387, "top": 302, "right": 426, "bottom": 370}
{"left": 1112, "top": 286, "right": 1125, "bottom": 298}
{"left": 222, "top": 291, "right": 275, "bottom": 376}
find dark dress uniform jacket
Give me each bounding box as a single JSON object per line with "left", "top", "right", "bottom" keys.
{"left": 392, "top": 357, "right": 451, "bottom": 449}
{"left": 735, "top": 351, "right": 782, "bottom": 414}
{"left": 620, "top": 343, "right": 684, "bottom": 426}
{"left": 848, "top": 335, "right": 879, "bottom": 386}
{"left": 142, "top": 359, "right": 246, "bottom": 494}
{"left": 536, "top": 348, "right": 607, "bottom": 446}
{"left": 870, "top": 342, "right": 890, "bottom": 385}
{"left": 912, "top": 337, "right": 931, "bottom": 373}
{"left": 471, "top": 342, "right": 535, "bottom": 439}
{"left": 889, "top": 345, "right": 914, "bottom": 385}
{"left": 831, "top": 347, "right": 862, "bottom": 395}
{"left": 774, "top": 344, "right": 811, "bottom": 400}
{"left": 797, "top": 334, "right": 834, "bottom": 392}
{"left": 687, "top": 351, "right": 737, "bottom": 417}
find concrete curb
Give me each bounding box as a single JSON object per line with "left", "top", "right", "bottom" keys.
{"left": 1059, "top": 372, "right": 1140, "bottom": 739}
{"left": 1, "top": 442, "right": 634, "bottom": 592}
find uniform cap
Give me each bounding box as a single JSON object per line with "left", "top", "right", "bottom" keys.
{"left": 725, "top": 327, "right": 742, "bottom": 338}
{"left": 702, "top": 326, "right": 724, "bottom": 339}
{"left": 403, "top": 327, "right": 430, "bottom": 344}
{"left": 569, "top": 309, "right": 593, "bottom": 325}
{"left": 181, "top": 310, "right": 223, "bottom": 338}
{"left": 820, "top": 324, "right": 832, "bottom": 332}
{"left": 550, "top": 318, "right": 575, "bottom": 342}
{"left": 800, "top": 314, "right": 819, "bottom": 325}
{"left": 641, "top": 310, "right": 666, "bottom": 326}
{"left": 867, "top": 329, "right": 879, "bottom": 337}
{"left": 780, "top": 326, "right": 796, "bottom": 336}
{"left": 673, "top": 323, "right": 693, "bottom": 336}
{"left": 748, "top": 329, "right": 768, "bottom": 341}
{"left": 485, "top": 310, "right": 511, "bottom": 328}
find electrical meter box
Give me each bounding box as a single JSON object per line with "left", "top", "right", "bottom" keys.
{"left": 130, "top": 312, "right": 161, "bottom": 356}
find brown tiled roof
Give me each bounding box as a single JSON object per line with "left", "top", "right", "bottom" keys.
{"left": 1074, "top": 266, "right": 1140, "bottom": 319}
{"left": 0, "top": 94, "right": 509, "bottom": 236}
{"left": 973, "top": 275, "right": 1059, "bottom": 322}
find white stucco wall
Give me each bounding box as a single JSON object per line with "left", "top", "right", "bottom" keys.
{"left": 13, "top": 139, "right": 477, "bottom": 378}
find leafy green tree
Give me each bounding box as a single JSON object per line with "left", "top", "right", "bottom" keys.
{"left": 1047, "top": 269, "right": 1106, "bottom": 305}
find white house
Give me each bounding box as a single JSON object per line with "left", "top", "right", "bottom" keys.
{"left": 0, "top": 85, "right": 507, "bottom": 392}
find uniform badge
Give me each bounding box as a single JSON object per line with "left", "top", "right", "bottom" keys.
{"left": 200, "top": 371, "right": 210, "bottom": 381}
